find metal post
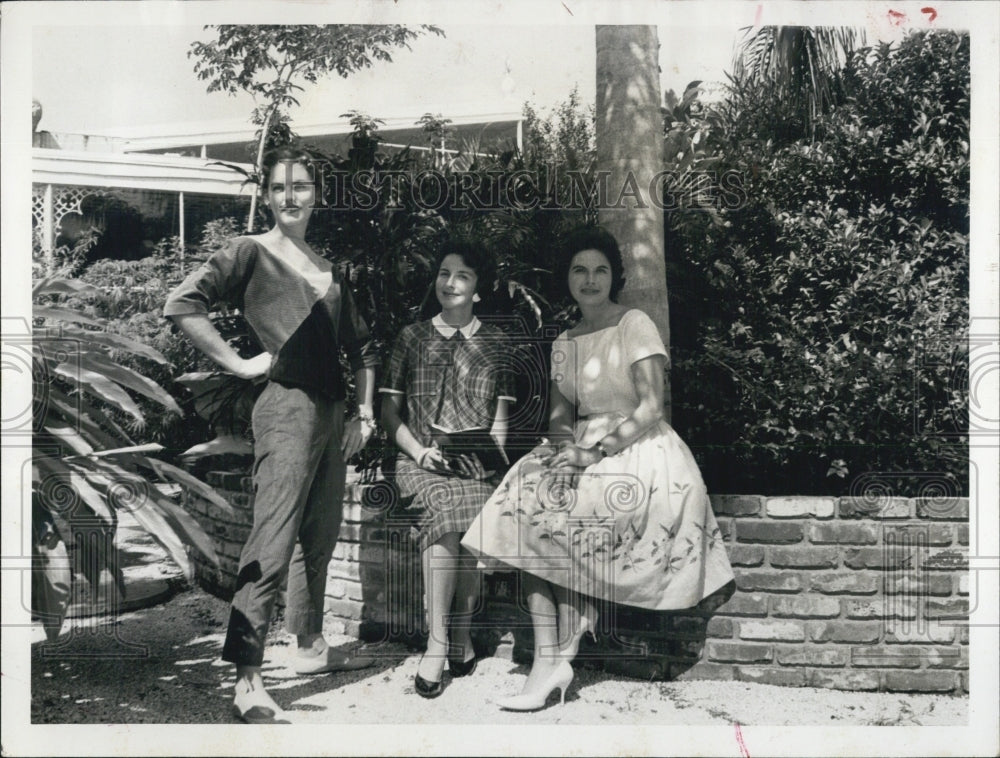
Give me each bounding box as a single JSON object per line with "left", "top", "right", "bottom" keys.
{"left": 42, "top": 184, "right": 54, "bottom": 274}
{"left": 178, "top": 191, "right": 185, "bottom": 273}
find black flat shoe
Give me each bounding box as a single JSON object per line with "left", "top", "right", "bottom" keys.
{"left": 414, "top": 673, "right": 444, "bottom": 698}
{"left": 448, "top": 654, "right": 478, "bottom": 677}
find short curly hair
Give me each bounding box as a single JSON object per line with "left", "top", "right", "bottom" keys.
{"left": 557, "top": 225, "right": 626, "bottom": 302}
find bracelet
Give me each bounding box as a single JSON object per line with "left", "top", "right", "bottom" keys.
{"left": 416, "top": 447, "right": 433, "bottom": 467}
{"left": 354, "top": 408, "right": 376, "bottom": 433}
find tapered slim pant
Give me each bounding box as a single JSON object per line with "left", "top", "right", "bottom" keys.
{"left": 222, "top": 382, "right": 346, "bottom": 666}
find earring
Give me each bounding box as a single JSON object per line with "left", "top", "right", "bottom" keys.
{"left": 473, "top": 293, "right": 481, "bottom": 303}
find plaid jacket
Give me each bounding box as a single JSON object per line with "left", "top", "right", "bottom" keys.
{"left": 380, "top": 318, "right": 515, "bottom": 446}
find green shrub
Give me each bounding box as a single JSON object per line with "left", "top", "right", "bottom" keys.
{"left": 669, "top": 30, "right": 969, "bottom": 496}
{"left": 71, "top": 219, "right": 249, "bottom": 454}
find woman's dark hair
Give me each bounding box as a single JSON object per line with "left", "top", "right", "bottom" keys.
{"left": 434, "top": 238, "right": 496, "bottom": 295}
{"left": 260, "top": 145, "right": 316, "bottom": 192}
{"left": 418, "top": 238, "right": 497, "bottom": 320}
{"left": 557, "top": 225, "right": 626, "bottom": 301}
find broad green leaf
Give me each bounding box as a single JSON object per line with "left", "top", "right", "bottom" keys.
{"left": 78, "top": 352, "right": 182, "bottom": 414}
{"left": 42, "top": 425, "right": 95, "bottom": 456}
{"left": 148, "top": 493, "right": 220, "bottom": 568}
{"left": 106, "top": 486, "right": 194, "bottom": 580}
{"left": 45, "top": 389, "right": 128, "bottom": 450}
{"left": 33, "top": 306, "right": 104, "bottom": 327}
{"left": 136, "top": 456, "right": 235, "bottom": 514}
{"left": 75, "top": 394, "right": 137, "bottom": 446}
{"left": 34, "top": 455, "right": 115, "bottom": 526}
{"left": 60, "top": 326, "right": 171, "bottom": 365}
{"left": 85, "top": 443, "right": 165, "bottom": 458}
{"left": 33, "top": 277, "right": 102, "bottom": 299}
{"left": 53, "top": 364, "right": 145, "bottom": 423}
{"left": 73, "top": 456, "right": 219, "bottom": 573}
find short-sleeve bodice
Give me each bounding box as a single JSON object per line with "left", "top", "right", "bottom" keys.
{"left": 551, "top": 309, "right": 667, "bottom": 446}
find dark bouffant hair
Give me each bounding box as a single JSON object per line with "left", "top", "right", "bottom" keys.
{"left": 557, "top": 225, "right": 626, "bottom": 302}
{"left": 434, "top": 238, "right": 496, "bottom": 295}
{"left": 260, "top": 145, "right": 316, "bottom": 192}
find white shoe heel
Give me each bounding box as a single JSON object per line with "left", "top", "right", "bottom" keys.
{"left": 498, "top": 660, "right": 574, "bottom": 712}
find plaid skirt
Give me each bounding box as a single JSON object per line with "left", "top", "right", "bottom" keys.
{"left": 393, "top": 455, "right": 498, "bottom": 550}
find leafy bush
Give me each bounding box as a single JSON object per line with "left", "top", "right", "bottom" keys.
{"left": 72, "top": 238, "right": 226, "bottom": 452}
{"left": 31, "top": 276, "right": 225, "bottom": 638}
{"left": 668, "top": 30, "right": 969, "bottom": 495}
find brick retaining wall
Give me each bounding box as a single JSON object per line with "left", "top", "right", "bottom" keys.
{"left": 183, "top": 468, "right": 969, "bottom": 695}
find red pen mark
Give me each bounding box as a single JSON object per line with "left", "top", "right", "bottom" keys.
{"left": 753, "top": 4, "right": 763, "bottom": 27}
{"left": 888, "top": 9, "right": 908, "bottom": 26}
{"left": 921, "top": 6, "right": 937, "bottom": 22}
{"left": 735, "top": 723, "right": 750, "bottom": 758}
{"left": 561, "top": 1, "right": 573, "bottom": 15}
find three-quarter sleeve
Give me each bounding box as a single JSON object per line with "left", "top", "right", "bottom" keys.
{"left": 163, "top": 237, "right": 256, "bottom": 317}
{"left": 621, "top": 310, "right": 668, "bottom": 368}
{"left": 337, "top": 282, "right": 380, "bottom": 374}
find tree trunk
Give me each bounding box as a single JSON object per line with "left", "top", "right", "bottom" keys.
{"left": 595, "top": 25, "right": 670, "bottom": 419}
{"left": 247, "top": 106, "right": 276, "bottom": 233}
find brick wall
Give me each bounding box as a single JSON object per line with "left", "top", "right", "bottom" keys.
{"left": 184, "top": 469, "right": 969, "bottom": 695}
{"left": 674, "top": 494, "right": 969, "bottom": 694}
{"left": 183, "top": 467, "right": 367, "bottom": 636}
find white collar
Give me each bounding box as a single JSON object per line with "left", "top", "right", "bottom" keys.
{"left": 432, "top": 313, "right": 481, "bottom": 338}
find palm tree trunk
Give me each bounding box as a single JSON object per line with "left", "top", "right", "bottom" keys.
{"left": 595, "top": 25, "right": 671, "bottom": 419}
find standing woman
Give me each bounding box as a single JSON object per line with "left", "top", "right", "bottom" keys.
{"left": 164, "top": 146, "right": 379, "bottom": 723}
{"left": 380, "top": 240, "right": 514, "bottom": 698}
{"left": 462, "top": 226, "right": 734, "bottom": 711}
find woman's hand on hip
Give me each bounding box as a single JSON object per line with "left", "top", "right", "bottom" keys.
{"left": 231, "top": 352, "right": 272, "bottom": 381}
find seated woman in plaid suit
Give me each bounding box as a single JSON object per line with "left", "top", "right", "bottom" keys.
{"left": 380, "top": 239, "right": 514, "bottom": 698}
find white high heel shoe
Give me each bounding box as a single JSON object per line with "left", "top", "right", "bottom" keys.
{"left": 497, "top": 660, "right": 574, "bottom": 712}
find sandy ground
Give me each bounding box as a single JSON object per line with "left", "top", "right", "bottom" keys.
{"left": 30, "top": 587, "right": 968, "bottom": 728}
{"left": 27, "top": 516, "right": 969, "bottom": 734}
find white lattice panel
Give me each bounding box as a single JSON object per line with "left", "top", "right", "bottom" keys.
{"left": 31, "top": 185, "right": 46, "bottom": 228}
{"left": 52, "top": 186, "right": 93, "bottom": 229}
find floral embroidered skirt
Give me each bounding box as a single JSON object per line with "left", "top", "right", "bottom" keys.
{"left": 461, "top": 419, "right": 735, "bottom": 610}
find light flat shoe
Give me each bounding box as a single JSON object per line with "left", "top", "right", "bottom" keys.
{"left": 231, "top": 703, "right": 291, "bottom": 724}
{"left": 293, "top": 648, "right": 374, "bottom": 675}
